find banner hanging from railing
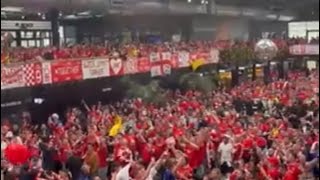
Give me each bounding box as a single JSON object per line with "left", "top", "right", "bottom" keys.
{"left": 177, "top": 51, "right": 190, "bottom": 68}
{"left": 1, "top": 65, "right": 25, "bottom": 90}
{"left": 109, "top": 57, "right": 124, "bottom": 76}
{"left": 1, "top": 49, "right": 222, "bottom": 90}
{"left": 289, "top": 44, "right": 319, "bottom": 55}
{"left": 1, "top": 63, "right": 43, "bottom": 90}
{"left": 50, "top": 60, "right": 83, "bottom": 83}
{"left": 82, "top": 58, "right": 110, "bottom": 79}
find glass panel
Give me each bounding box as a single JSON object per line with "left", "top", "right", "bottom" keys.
{"left": 289, "top": 29, "right": 307, "bottom": 38}
{"left": 66, "top": 38, "right": 76, "bottom": 45}
{"left": 43, "top": 38, "right": 50, "bottom": 47}
{"left": 306, "top": 21, "right": 319, "bottom": 30}
{"left": 10, "top": 41, "right": 17, "bottom": 47}
{"left": 289, "top": 21, "right": 320, "bottom": 38}
{"left": 28, "top": 40, "right": 36, "bottom": 47}
{"left": 26, "top": 31, "right": 33, "bottom": 38}
{"left": 37, "top": 40, "right": 41, "bottom": 47}
{"left": 288, "top": 22, "right": 306, "bottom": 38}
{"left": 307, "top": 60, "right": 317, "bottom": 70}
{"left": 308, "top": 31, "right": 319, "bottom": 41}
{"left": 21, "top": 31, "right": 26, "bottom": 38}
{"left": 36, "top": 31, "right": 41, "bottom": 38}
{"left": 21, "top": 40, "right": 28, "bottom": 47}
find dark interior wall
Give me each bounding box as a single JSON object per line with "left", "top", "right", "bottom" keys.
{"left": 1, "top": 77, "right": 127, "bottom": 123}
{"left": 191, "top": 15, "right": 250, "bottom": 41}
{"left": 249, "top": 20, "right": 288, "bottom": 39}
{"left": 62, "top": 15, "right": 193, "bottom": 43}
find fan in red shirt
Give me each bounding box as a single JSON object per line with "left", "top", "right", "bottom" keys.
{"left": 97, "top": 138, "right": 108, "bottom": 170}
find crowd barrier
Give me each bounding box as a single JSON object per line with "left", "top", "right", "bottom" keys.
{"left": 1, "top": 49, "right": 220, "bottom": 90}
{"left": 1, "top": 44, "right": 319, "bottom": 90}
{"left": 289, "top": 44, "right": 319, "bottom": 55}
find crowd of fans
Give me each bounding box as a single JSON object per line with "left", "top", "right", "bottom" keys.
{"left": 1, "top": 37, "right": 319, "bottom": 64}
{"left": 1, "top": 69, "right": 319, "bottom": 180}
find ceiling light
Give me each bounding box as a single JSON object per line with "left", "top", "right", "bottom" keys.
{"left": 278, "top": 15, "right": 294, "bottom": 21}
{"left": 187, "top": 0, "right": 192, "bottom": 3}
{"left": 266, "top": 14, "right": 277, "bottom": 20}
{"left": 1, "top": 6, "right": 24, "bottom": 12}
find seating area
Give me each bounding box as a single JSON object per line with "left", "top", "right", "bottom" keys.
{"left": 1, "top": 37, "right": 318, "bottom": 64}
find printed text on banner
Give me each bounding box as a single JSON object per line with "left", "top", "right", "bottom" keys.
{"left": 82, "top": 58, "right": 110, "bottom": 79}
{"left": 51, "top": 60, "right": 83, "bottom": 83}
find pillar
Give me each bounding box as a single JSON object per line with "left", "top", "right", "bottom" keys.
{"left": 47, "top": 8, "right": 60, "bottom": 47}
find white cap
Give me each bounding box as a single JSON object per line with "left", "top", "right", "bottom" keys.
{"left": 5, "top": 131, "right": 13, "bottom": 138}
{"left": 52, "top": 113, "right": 59, "bottom": 120}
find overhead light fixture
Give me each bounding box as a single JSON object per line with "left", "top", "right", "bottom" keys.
{"left": 187, "top": 0, "right": 192, "bottom": 3}
{"left": 1, "top": 6, "right": 24, "bottom": 12}
{"left": 78, "top": 11, "right": 91, "bottom": 16}
{"left": 102, "top": 87, "right": 112, "bottom": 92}
{"left": 34, "top": 98, "right": 45, "bottom": 104}
{"left": 266, "top": 14, "right": 277, "bottom": 20}
{"left": 278, "top": 15, "right": 294, "bottom": 21}
{"left": 242, "top": 9, "right": 256, "bottom": 17}
{"left": 64, "top": 15, "right": 78, "bottom": 19}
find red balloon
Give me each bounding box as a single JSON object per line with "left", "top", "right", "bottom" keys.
{"left": 4, "top": 144, "right": 30, "bottom": 165}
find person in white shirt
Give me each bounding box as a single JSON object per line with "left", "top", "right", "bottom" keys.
{"left": 218, "top": 136, "right": 234, "bottom": 175}
{"left": 115, "top": 163, "right": 131, "bottom": 180}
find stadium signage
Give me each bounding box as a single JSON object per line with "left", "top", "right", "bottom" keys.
{"left": 1, "top": 20, "right": 52, "bottom": 30}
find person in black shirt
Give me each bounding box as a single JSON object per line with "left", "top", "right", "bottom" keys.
{"left": 39, "top": 141, "right": 56, "bottom": 171}
{"left": 65, "top": 152, "right": 83, "bottom": 180}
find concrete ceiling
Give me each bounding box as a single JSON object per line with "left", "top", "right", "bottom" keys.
{"left": 1, "top": 0, "right": 318, "bottom": 20}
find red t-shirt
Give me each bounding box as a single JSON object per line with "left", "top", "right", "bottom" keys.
{"left": 124, "top": 135, "right": 137, "bottom": 151}
{"left": 59, "top": 145, "right": 71, "bottom": 163}
{"left": 242, "top": 138, "right": 254, "bottom": 149}
{"left": 98, "top": 146, "right": 108, "bottom": 168}
{"left": 28, "top": 146, "right": 40, "bottom": 158}
{"left": 267, "top": 168, "right": 281, "bottom": 180}
{"left": 233, "top": 143, "right": 243, "bottom": 161}
{"left": 185, "top": 144, "right": 206, "bottom": 169}
{"left": 283, "top": 163, "right": 302, "bottom": 180}
{"left": 153, "top": 138, "right": 166, "bottom": 159}
{"left": 140, "top": 143, "right": 153, "bottom": 164}
{"left": 255, "top": 136, "right": 267, "bottom": 148}
{"left": 176, "top": 165, "right": 192, "bottom": 179}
